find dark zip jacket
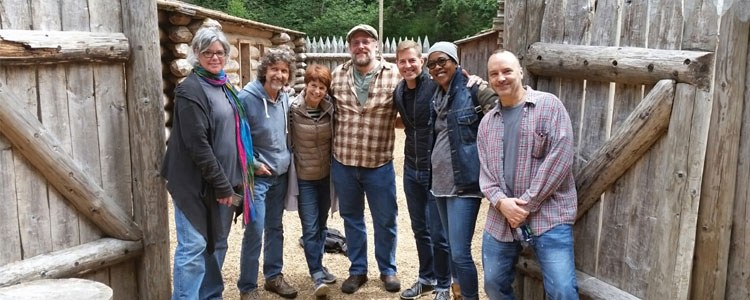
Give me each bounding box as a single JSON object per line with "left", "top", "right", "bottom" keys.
{"left": 394, "top": 70, "right": 436, "bottom": 171}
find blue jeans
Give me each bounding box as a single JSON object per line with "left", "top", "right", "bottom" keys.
{"left": 238, "top": 174, "right": 288, "bottom": 292}
{"left": 482, "top": 225, "right": 579, "bottom": 300}
{"left": 435, "top": 196, "right": 481, "bottom": 300}
{"left": 172, "top": 204, "right": 225, "bottom": 300}
{"left": 297, "top": 177, "right": 332, "bottom": 279}
{"left": 200, "top": 204, "right": 235, "bottom": 299}
{"left": 331, "top": 158, "right": 398, "bottom": 276}
{"left": 403, "top": 165, "right": 451, "bottom": 290}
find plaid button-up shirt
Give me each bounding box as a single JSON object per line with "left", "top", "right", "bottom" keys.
{"left": 330, "top": 59, "right": 400, "bottom": 168}
{"left": 478, "top": 87, "right": 577, "bottom": 242}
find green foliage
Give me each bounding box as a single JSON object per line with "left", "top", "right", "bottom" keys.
{"left": 186, "top": 0, "right": 496, "bottom": 41}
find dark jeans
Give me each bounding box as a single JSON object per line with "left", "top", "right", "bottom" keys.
{"left": 436, "top": 196, "right": 481, "bottom": 300}
{"left": 297, "top": 177, "right": 332, "bottom": 280}
{"left": 331, "top": 158, "right": 398, "bottom": 276}
{"left": 403, "top": 165, "right": 451, "bottom": 289}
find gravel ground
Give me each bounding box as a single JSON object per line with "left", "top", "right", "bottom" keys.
{"left": 169, "top": 130, "right": 490, "bottom": 300}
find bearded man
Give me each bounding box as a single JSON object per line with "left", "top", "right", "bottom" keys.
{"left": 329, "top": 24, "right": 402, "bottom": 294}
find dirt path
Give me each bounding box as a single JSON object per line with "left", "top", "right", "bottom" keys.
{"left": 169, "top": 130, "right": 489, "bottom": 299}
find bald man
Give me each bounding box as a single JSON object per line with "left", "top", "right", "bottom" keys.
{"left": 477, "top": 50, "right": 579, "bottom": 300}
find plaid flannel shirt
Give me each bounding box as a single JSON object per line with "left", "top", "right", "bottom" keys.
{"left": 330, "top": 59, "right": 401, "bottom": 168}
{"left": 477, "top": 87, "right": 577, "bottom": 242}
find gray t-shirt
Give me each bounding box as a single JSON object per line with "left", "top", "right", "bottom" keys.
{"left": 353, "top": 62, "right": 379, "bottom": 106}
{"left": 431, "top": 90, "right": 454, "bottom": 196}
{"left": 199, "top": 79, "right": 242, "bottom": 187}
{"left": 501, "top": 102, "right": 525, "bottom": 195}
{"left": 430, "top": 87, "right": 483, "bottom": 198}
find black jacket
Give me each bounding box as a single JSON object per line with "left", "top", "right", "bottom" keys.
{"left": 160, "top": 73, "right": 235, "bottom": 253}
{"left": 393, "top": 70, "right": 436, "bottom": 171}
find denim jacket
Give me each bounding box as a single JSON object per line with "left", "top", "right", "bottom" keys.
{"left": 430, "top": 67, "right": 497, "bottom": 194}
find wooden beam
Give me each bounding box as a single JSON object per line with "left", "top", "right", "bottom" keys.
{"left": 517, "top": 257, "right": 640, "bottom": 300}
{"left": 0, "top": 83, "right": 143, "bottom": 241}
{"left": 0, "top": 238, "right": 141, "bottom": 287}
{"left": 0, "top": 30, "right": 129, "bottom": 65}
{"left": 122, "top": 0, "right": 172, "bottom": 298}
{"left": 575, "top": 79, "right": 675, "bottom": 220}
{"left": 525, "top": 43, "right": 713, "bottom": 89}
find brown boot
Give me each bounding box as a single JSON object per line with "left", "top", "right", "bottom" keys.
{"left": 264, "top": 274, "right": 298, "bottom": 298}
{"left": 451, "top": 283, "right": 462, "bottom": 300}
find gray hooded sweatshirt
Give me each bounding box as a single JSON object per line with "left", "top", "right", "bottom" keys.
{"left": 238, "top": 79, "right": 291, "bottom": 176}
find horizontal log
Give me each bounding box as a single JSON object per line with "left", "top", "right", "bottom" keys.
{"left": 0, "top": 83, "right": 143, "bottom": 241}
{"left": 0, "top": 238, "right": 142, "bottom": 287}
{"left": 575, "top": 80, "right": 675, "bottom": 220}
{"left": 0, "top": 30, "right": 129, "bottom": 66}
{"left": 525, "top": 42, "right": 713, "bottom": 89}
{"left": 518, "top": 257, "right": 640, "bottom": 300}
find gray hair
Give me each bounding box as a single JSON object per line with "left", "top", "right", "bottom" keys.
{"left": 188, "top": 27, "right": 231, "bottom": 67}
{"left": 257, "top": 50, "right": 296, "bottom": 84}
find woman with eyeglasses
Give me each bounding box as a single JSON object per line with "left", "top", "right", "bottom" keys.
{"left": 161, "top": 26, "right": 254, "bottom": 300}
{"left": 426, "top": 42, "right": 497, "bottom": 300}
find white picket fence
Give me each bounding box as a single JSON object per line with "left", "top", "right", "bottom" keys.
{"left": 301, "top": 35, "right": 431, "bottom": 72}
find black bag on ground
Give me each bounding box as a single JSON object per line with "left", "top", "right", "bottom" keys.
{"left": 298, "top": 227, "right": 347, "bottom": 255}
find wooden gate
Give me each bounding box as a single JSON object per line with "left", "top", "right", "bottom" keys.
{"left": 0, "top": 0, "right": 169, "bottom": 298}
{"left": 503, "top": 0, "right": 750, "bottom": 299}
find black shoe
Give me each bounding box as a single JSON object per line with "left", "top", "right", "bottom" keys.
{"left": 341, "top": 275, "right": 368, "bottom": 294}
{"left": 380, "top": 274, "right": 401, "bottom": 292}
{"left": 400, "top": 281, "right": 435, "bottom": 299}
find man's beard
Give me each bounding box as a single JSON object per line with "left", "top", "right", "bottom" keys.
{"left": 353, "top": 52, "right": 373, "bottom": 66}
{"left": 268, "top": 80, "right": 285, "bottom": 91}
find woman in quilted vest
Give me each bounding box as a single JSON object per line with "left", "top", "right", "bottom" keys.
{"left": 288, "top": 64, "right": 337, "bottom": 297}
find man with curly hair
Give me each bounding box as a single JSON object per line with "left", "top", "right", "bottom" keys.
{"left": 236, "top": 50, "right": 298, "bottom": 300}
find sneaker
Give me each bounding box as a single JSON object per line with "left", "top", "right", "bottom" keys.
{"left": 313, "top": 278, "right": 330, "bottom": 297}
{"left": 434, "top": 290, "right": 451, "bottom": 300}
{"left": 400, "top": 281, "right": 435, "bottom": 299}
{"left": 264, "top": 274, "right": 298, "bottom": 298}
{"left": 380, "top": 274, "right": 401, "bottom": 292}
{"left": 450, "top": 283, "right": 462, "bottom": 300}
{"left": 341, "top": 274, "right": 368, "bottom": 294}
{"left": 322, "top": 267, "right": 337, "bottom": 284}
{"left": 239, "top": 290, "right": 261, "bottom": 300}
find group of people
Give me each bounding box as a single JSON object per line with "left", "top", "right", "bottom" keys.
{"left": 161, "top": 23, "right": 580, "bottom": 300}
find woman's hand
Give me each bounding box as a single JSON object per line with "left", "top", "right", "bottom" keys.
{"left": 217, "top": 196, "right": 233, "bottom": 206}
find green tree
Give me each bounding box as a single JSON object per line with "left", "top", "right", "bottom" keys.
{"left": 185, "top": 0, "right": 496, "bottom": 42}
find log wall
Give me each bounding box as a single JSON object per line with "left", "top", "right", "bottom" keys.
{"left": 504, "top": 0, "right": 750, "bottom": 299}
{"left": 156, "top": 2, "right": 305, "bottom": 129}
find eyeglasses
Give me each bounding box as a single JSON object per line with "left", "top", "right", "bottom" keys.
{"left": 426, "top": 57, "right": 450, "bottom": 69}
{"left": 350, "top": 38, "right": 374, "bottom": 47}
{"left": 200, "top": 51, "right": 226, "bottom": 59}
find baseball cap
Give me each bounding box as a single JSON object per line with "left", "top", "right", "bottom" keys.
{"left": 346, "top": 24, "right": 378, "bottom": 42}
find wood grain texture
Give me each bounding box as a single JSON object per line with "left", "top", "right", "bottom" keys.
{"left": 690, "top": 4, "right": 750, "bottom": 299}
{"left": 89, "top": 0, "right": 137, "bottom": 297}
{"left": 0, "top": 82, "right": 143, "bottom": 241}
{"left": 575, "top": 80, "right": 675, "bottom": 219}
{"left": 525, "top": 43, "right": 714, "bottom": 89}
{"left": 727, "top": 31, "right": 750, "bottom": 299}
{"left": 517, "top": 257, "right": 639, "bottom": 300}
{"left": 0, "top": 30, "right": 129, "bottom": 65}
{"left": 31, "top": 0, "right": 81, "bottom": 252}
{"left": 122, "top": 0, "right": 171, "bottom": 298}
{"left": 0, "top": 238, "right": 141, "bottom": 287}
